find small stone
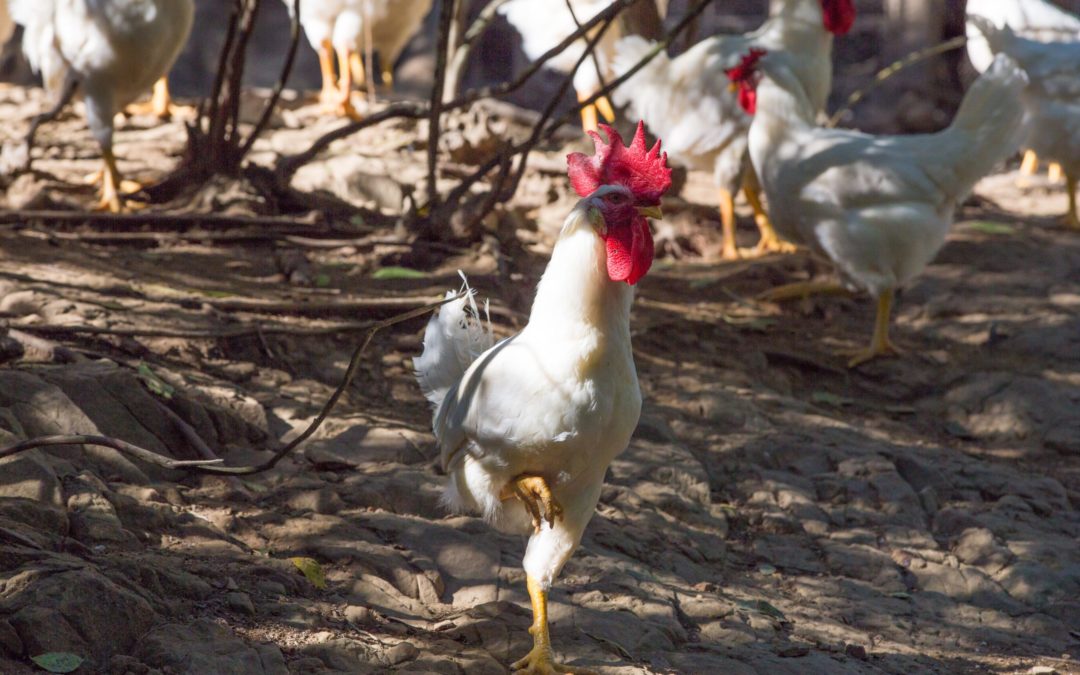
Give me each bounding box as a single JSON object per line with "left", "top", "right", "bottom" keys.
{"left": 344, "top": 605, "right": 375, "bottom": 625}
{"left": 226, "top": 592, "right": 255, "bottom": 616}
{"left": 257, "top": 580, "right": 286, "bottom": 597}
{"left": 386, "top": 642, "right": 419, "bottom": 665}
{"left": 1027, "top": 667, "right": 1057, "bottom": 675}
{"left": 777, "top": 644, "right": 810, "bottom": 657}
{"left": 845, "top": 643, "right": 868, "bottom": 660}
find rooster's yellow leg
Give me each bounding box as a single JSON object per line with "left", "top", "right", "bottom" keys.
{"left": 845, "top": 288, "right": 902, "bottom": 368}
{"left": 742, "top": 172, "right": 796, "bottom": 256}
{"left": 757, "top": 279, "right": 849, "bottom": 303}
{"left": 318, "top": 39, "right": 339, "bottom": 105}
{"left": 1066, "top": 171, "right": 1078, "bottom": 231}
{"left": 594, "top": 95, "right": 616, "bottom": 123}
{"left": 1048, "top": 162, "right": 1064, "bottom": 184}
{"left": 124, "top": 78, "right": 193, "bottom": 120}
{"left": 94, "top": 148, "right": 142, "bottom": 213}
{"left": 332, "top": 45, "right": 364, "bottom": 121}
{"left": 1020, "top": 149, "right": 1039, "bottom": 176}
{"left": 577, "top": 91, "right": 599, "bottom": 134}
{"left": 502, "top": 475, "right": 563, "bottom": 533}
{"left": 510, "top": 576, "right": 595, "bottom": 675}
{"left": 718, "top": 187, "right": 739, "bottom": 261}
{"left": 381, "top": 67, "right": 394, "bottom": 90}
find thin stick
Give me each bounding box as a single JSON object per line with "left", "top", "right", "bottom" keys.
{"left": 0, "top": 293, "right": 462, "bottom": 475}
{"left": 427, "top": 0, "right": 457, "bottom": 212}
{"left": 0, "top": 210, "right": 319, "bottom": 231}
{"left": 827, "top": 36, "right": 968, "bottom": 129}
{"left": 11, "top": 321, "right": 377, "bottom": 340}
{"left": 239, "top": 0, "right": 302, "bottom": 160}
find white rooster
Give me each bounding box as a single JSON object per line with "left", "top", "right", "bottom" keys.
{"left": 499, "top": 0, "right": 621, "bottom": 132}
{"left": 289, "top": 0, "right": 431, "bottom": 118}
{"left": 414, "top": 122, "right": 670, "bottom": 673}
{"left": 729, "top": 49, "right": 1028, "bottom": 366}
{"left": 970, "top": 16, "right": 1080, "bottom": 230}
{"left": 612, "top": 0, "right": 856, "bottom": 260}
{"left": 10, "top": 0, "right": 194, "bottom": 212}
{"left": 966, "top": 0, "right": 1080, "bottom": 181}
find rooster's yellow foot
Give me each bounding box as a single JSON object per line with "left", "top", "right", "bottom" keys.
{"left": 511, "top": 644, "right": 595, "bottom": 675}
{"left": 502, "top": 475, "right": 563, "bottom": 533}
{"left": 841, "top": 338, "right": 903, "bottom": 369}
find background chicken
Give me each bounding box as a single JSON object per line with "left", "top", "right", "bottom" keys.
{"left": 732, "top": 50, "right": 1028, "bottom": 366}
{"left": 0, "top": 2, "right": 12, "bottom": 48}
{"left": 499, "top": 0, "right": 620, "bottom": 132}
{"left": 966, "top": 0, "right": 1080, "bottom": 182}
{"left": 289, "top": 0, "right": 431, "bottom": 117}
{"left": 612, "top": 0, "right": 855, "bottom": 260}
{"left": 970, "top": 17, "right": 1080, "bottom": 230}
{"left": 10, "top": 0, "right": 194, "bottom": 212}
{"left": 413, "top": 122, "right": 670, "bottom": 673}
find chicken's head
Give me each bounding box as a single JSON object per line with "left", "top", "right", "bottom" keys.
{"left": 725, "top": 48, "right": 767, "bottom": 115}
{"left": 820, "top": 0, "right": 856, "bottom": 36}
{"left": 567, "top": 122, "right": 671, "bottom": 285}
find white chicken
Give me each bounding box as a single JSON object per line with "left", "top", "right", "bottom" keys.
{"left": 499, "top": 0, "right": 621, "bottom": 132}
{"left": 288, "top": 0, "right": 431, "bottom": 118}
{"left": 966, "top": 0, "right": 1080, "bottom": 181}
{"left": 10, "top": 0, "right": 194, "bottom": 212}
{"left": 970, "top": 16, "right": 1080, "bottom": 230}
{"left": 612, "top": 0, "right": 856, "bottom": 260}
{"left": 414, "top": 122, "right": 670, "bottom": 673}
{"left": 730, "top": 49, "right": 1028, "bottom": 366}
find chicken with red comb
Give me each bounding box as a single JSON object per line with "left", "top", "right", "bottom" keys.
{"left": 414, "top": 125, "right": 670, "bottom": 672}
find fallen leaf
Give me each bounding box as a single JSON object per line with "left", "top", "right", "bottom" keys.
{"left": 372, "top": 266, "right": 427, "bottom": 280}
{"left": 31, "top": 652, "right": 83, "bottom": 673}
{"left": 291, "top": 556, "right": 327, "bottom": 589}
{"left": 964, "top": 220, "right": 1015, "bottom": 235}
{"left": 136, "top": 362, "right": 175, "bottom": 400}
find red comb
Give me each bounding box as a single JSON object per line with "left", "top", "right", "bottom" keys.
{"left": 725, "top": 48, "right": 767, "bottom": 84}
{"left": 567, "top": 121, "right": 672, "bottom": 206}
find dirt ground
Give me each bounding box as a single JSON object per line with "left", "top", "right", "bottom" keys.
{"left": 0, "top": 86, "right": 1078, "bottom": 675}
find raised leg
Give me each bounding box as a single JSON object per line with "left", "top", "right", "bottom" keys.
{"left": 1066, "top": 171, "right": 1078, "bottom": 231}
{"left": 742, "top": 172, "right": 796, "bottom": 256}
{"left": 757, "top": 279, "right": 850, "bottom": 302}
{"left": 510, "top": 576, "right": 596, "bottom": 675}
{"left": 502, "top": 475, "right": 563, "bottom": 533}
{"left": 718, "top": 187, "right": 739, "bottom": 261}
{"left": 318, "top": 39, "right": 339, "bottom": 105}
{"left": 844, "top": 288, "right": 902, "bottom": 368}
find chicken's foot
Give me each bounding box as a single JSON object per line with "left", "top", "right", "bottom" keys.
{"left": 331, "top": 45, "right": 364, "bottom": 121}
{"left": 318, "top": 39, "right": 340, "bottom": 105}
{"left": 124, "top": 78, "right": 193, "bottom": 120}
{"left": 843, "top": 288, "right": 902, "bottom": 368}
{"left": 742, "top": 173, "right": 796, "bottom": 257}
{"left": 757, "top": 279, "right": 850, "bottom": 303}
{"left": 93, "top": 149, "right": 142, "bottom": 213}
{"left": 510, "top": 575, "right": 596, "bottom": 675}
{"left": 502, "top": 475, "right": 563, "bottom": 533}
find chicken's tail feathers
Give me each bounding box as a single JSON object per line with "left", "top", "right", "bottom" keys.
{"left": 412, "top": 272, "right": 495, "bottom": 413}
{"left": 941, "top": 53, "right": 1029, "bottom": 196}
{"left": 611, "top": 35, "right": 667, "bottom": 109}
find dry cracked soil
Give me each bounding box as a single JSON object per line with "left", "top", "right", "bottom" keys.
{"left": 0, "top": 86, "right": 1077, "bottom": 675}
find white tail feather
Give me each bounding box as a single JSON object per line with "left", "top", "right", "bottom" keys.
{"left": 413, "top": 273, "right": 495, "bottom": 413}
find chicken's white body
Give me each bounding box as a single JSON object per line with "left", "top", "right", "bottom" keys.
{"left": 966, "top": 0, "right": 1080, "bottom": 73}
{"left": 415, "top": 192, "right": 641, "bottom": 588}
{"left": 613, "top": 0, "right": 834, "bottom": 192}
{"left": 499, "top": 0, "right": 621, "bottom": 98}
{"left": 748, "top": 54, "right": 1029, "bottom": 297}
{"left": 10, "top": 0, "right": 193, "bottom": 149}
{"left": 289, "top": 0, "right": 431, "bottom": 78}
{"left": 971, "top": 19, "right": 1080, "bottom": 190}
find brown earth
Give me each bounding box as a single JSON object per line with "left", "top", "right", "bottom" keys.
{"left": 0, "top": 85, "right": 1078, "bottom": 675}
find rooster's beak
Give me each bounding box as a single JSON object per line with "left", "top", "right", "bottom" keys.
{"left": 636, "top": 205, "right": 663, "bottom": 220}
{"left": 728, "top": 81, "right": 739, "bottom": 93}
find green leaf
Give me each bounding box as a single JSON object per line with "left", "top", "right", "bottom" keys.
{"left": 889, "top": 591, "right": 912, "bottom": 600}
{"left": 290, "top": 556, "right": 327, "bottom": 589}
{"left": 964, "top": 220, "right": 1015, "bottom": 235}
{"left": 372, "top": 266, "right": 427, "bottom": 280}
{"left": 136, "top": 363, "right": 175, "bottom": 400}
{"left": 349, "top": 214, "right": 367, "bottom": 228}
{"left": 811, "top": 391, "right": 853, "bottom": 408}
{"left": 31, "top": 652, "right": 83, "bottom": 673}
{"left": 314, "top": 273, "right": 332, "bottom": 288}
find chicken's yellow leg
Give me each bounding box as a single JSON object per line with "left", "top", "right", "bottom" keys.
{"left": 1048, "top": 162, "right": 1064, "bottom": 184}
{"left": 124, "top": 77, "right": 192, "bottom": 120}
{"left": 333, "top": 45, "right": 363, "bottom": 121}
{"left": 381, "top": 67, "right": 394, "bottom": 90}
{"left": 502, "top": 475, "right": 563, "bottom": 533}
{"left": 845, "top": 288, "right": 902, "bottom": 368}
{"left": 510, "top": 576, "right": 595, "bottom": 675}
{"left": 757, "top": 279, "right": 850, "bottom": 303}
{"left": 594, "top": 95, "right": 616, "bottom": 123}
{"left": 1020, "top": 149, "right": 1039, "bottom": 176}
{"left": 578, "top": 91, "right": 599, "bottom": 134}
{"left": 1066, "top": 171, "right": 1078, "bottom": 231}
{"left": 318, "top": 39, "right": 339, "bottom": 105}
{"left": 718, "top": 187, "right": 739, "bottom": 261}
{"left": 95, "top": 148, "right": 143, "bottom": 213}
{"left": 742, "top": 172, "right": 796, "bottom": 256}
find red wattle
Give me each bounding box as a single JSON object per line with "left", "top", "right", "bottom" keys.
{"left": 605, "top": 216, "right": 654, "bottom": 285}
{"left": 738, "top": 84, "right": 757, "bottom": 115}
{"left": 821, "top": 0, "right": 855, "bottom": 36}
